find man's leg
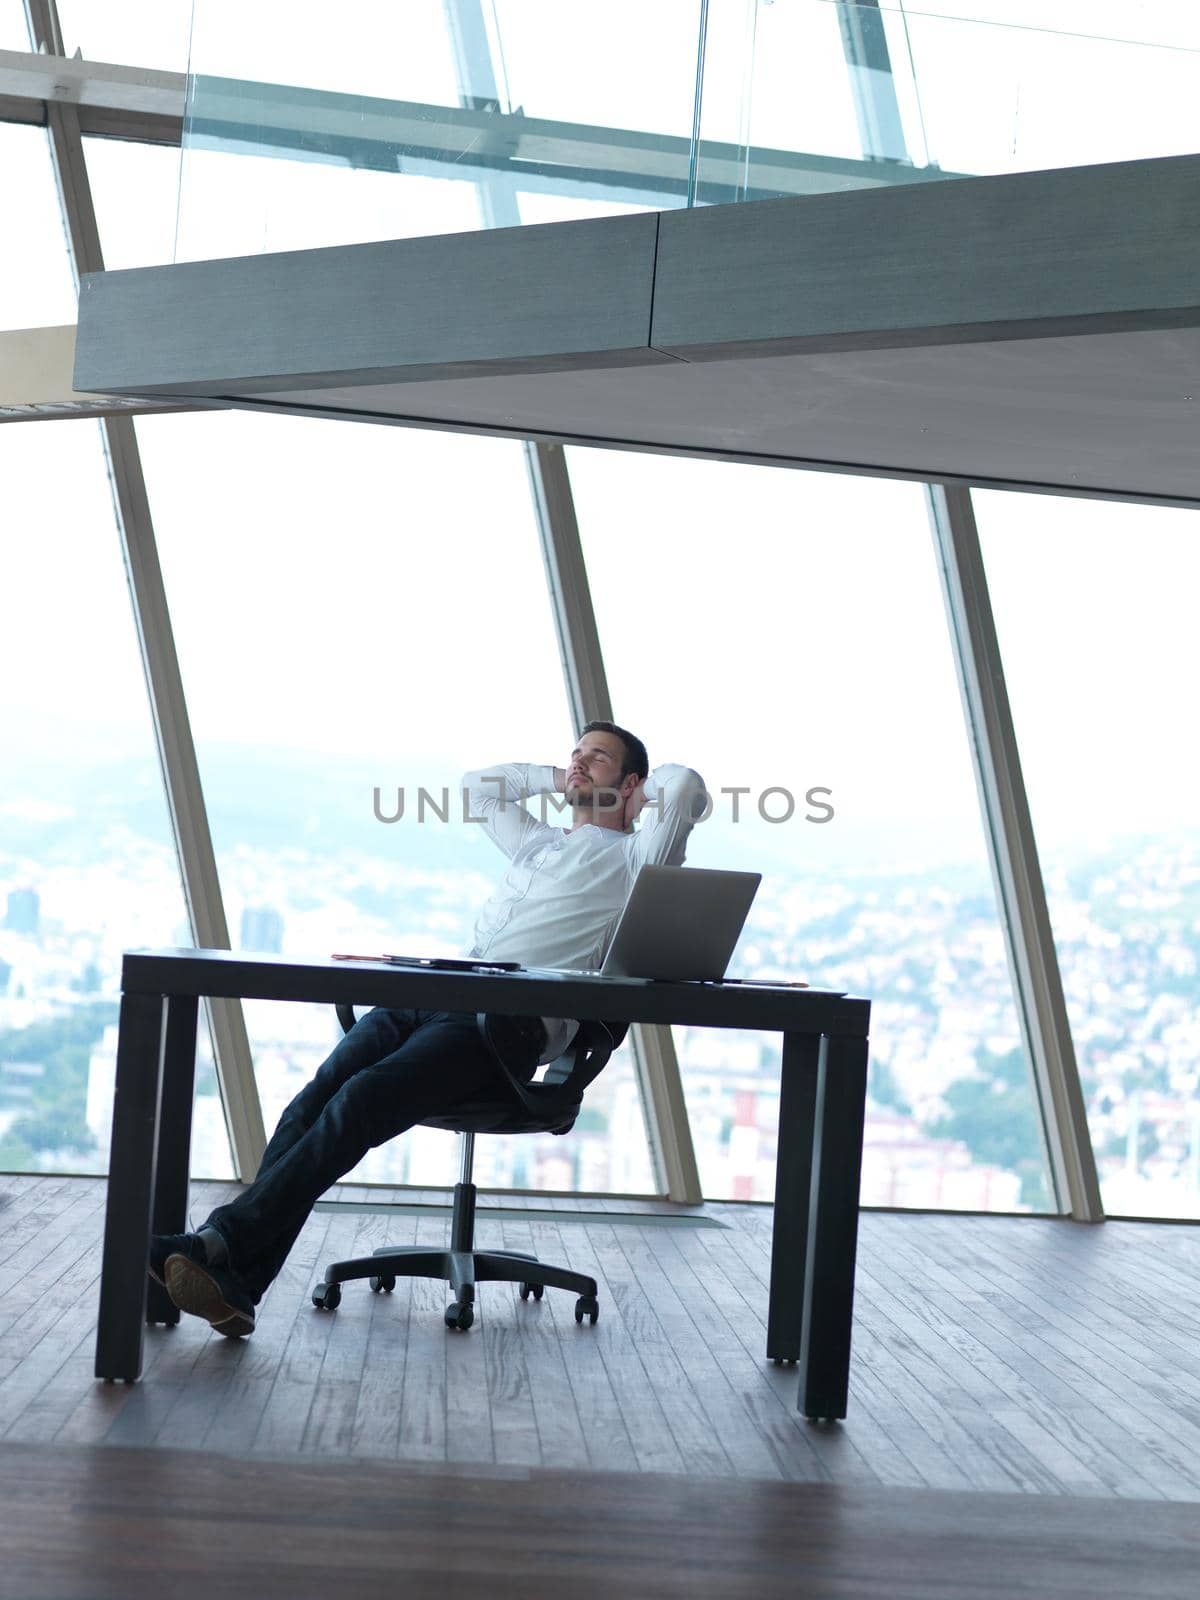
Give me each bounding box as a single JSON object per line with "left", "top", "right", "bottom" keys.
{"left": 255, "top": 1006, "right": 423, "bottom": 1178}
{"left": 147, "top": 1007, "right": 420, "bottom": 1298}
{"left": 167, "top": 1009, "right": 542, "bottom": 1327}
{"left": 203, "top": 1006, "right": 431, "bottom": 1299}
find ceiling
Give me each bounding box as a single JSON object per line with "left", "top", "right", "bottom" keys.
{"left": 73, "top": 153, "right": 1200, "bottom": 507}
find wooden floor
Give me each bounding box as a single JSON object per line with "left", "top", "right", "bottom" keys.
{"left": 3, "top": 1175, "right": 1200, "bottom": 1500}
{"left": 3, "top": 1437, "right": 1199, "bottom": 1599}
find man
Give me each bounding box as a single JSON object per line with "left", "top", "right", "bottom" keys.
{"left": 149, "top": 721, "right": 707, "bottom": 1337}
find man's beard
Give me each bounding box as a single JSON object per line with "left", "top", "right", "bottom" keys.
{"left": 567, "top": 781, "right": 620, "bottom": 815}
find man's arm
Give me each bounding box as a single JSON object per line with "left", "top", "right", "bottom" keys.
{"left": 625, "top": 764, "right": 709, "bottom": 876}
{"left": 461, "top": 763, "right": 562, "bottom": 860}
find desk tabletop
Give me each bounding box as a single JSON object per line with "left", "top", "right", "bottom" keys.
{"left": 122, "top": 948, "right": 870, "bottom": 1036}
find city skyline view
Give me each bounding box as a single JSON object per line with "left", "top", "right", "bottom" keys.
{"left": 4, "top": 730, "right": 1199, "bottom": 1218}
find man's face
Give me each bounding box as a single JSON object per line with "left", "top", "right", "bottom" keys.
{"left": 565, "top": 732, "right": 630, "bottom": 813}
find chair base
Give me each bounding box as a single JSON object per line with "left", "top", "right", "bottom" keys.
{"left": 311, "top": 1187, "right": 600, "bottom": 1331}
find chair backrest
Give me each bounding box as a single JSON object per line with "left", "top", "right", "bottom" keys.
{"left": 332, "top": 1005, "right": 627, "bottom": 1136}
{"left": 474, "top": 1013, "right": 627, "bottom": 1126}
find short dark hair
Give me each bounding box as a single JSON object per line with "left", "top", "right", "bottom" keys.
{"left": 580, "top": 720, "right": 649, "bottom": 783}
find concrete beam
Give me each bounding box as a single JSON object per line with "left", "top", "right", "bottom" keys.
{"left": 73, "top": 155, "right": 1200, "bottom": 505}
{"left": 0, "top": 324, "right": 188, "bottom": 420}
{"left": 0, "top": 46, "right": 184, "bottom": 119}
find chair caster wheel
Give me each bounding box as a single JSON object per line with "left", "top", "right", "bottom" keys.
{"left": 574, "top": 1295, "right": 599, "bottom": 1325}
{"left": 519, "top": 1281, "right": 544, "bottom": 1301}
{"left": 445, "top": 1301, "right": 474, "bottom": 1331}
{"left": 312, "top": 1282, "right": 341, "bottom": 1311}
{"left": 369, "top": 1274, "right": 396, "bottom": 1293}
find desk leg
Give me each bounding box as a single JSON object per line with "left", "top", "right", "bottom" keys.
{"left": 95, "top": 991, "right": 164, "bottom": 1382}
{"left": 767, "top": 1031, "right": 820, "bottom": 1363}
{"left": 797, "top": 1033, "right": 869, "bottom": 1422}
{"left": 146, "top": 994, "right": 198, "bottom": 1326}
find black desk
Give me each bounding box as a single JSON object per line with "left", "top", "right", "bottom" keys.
{"left": 96, "top": 949, "right": 871, "bottom": 1419}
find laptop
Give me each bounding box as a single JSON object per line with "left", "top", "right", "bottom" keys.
{"left": 597, "top": 864, "right": 761, "bottom": 981}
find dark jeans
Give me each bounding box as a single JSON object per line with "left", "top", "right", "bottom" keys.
{"left": 204, "top": 1007, "right": 545, "bottom": 1301}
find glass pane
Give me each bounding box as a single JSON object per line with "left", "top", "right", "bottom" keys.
{"left": 697, "top": 0, "right": 877, "bottom": 202}
{"left": 178, "top": 0, "right": 483, "bottom": 259}
{"left": 84, "top": 137, "right": 181, "bottom": 270}
{"left": 487, "top": 0, "right": 701, "bottom": 135}
{"left": 977, "top": 490, "right": 1200, "bottom": 1219}
{"left": 178, "top": 0, "right": 1200, "bottom": 255}
{"left": 128, "top": 408, "right": 654, "bottom": 1194}
{"left": 178, "top": 0, "right": 704, "bottom": 257}
{"left": 696, "top": 1, "right": 1200, "bottom": 204}
{"left": 893, "top": 2, "right": 1200, "bottom": 48}
{"left": 0, "top": 418, "right": 231, "bottom": 1179}
{"left": 0, "top": 124, "right": 76, "bottom": 329}
{"left": 568, "top": 446, "right": 1052, "bottom": 1210}
{"left": 55, "top": 0, "right": 195, "bottom": 74}
{"left": 0, "top": 0, "right": 27, "bottom": 49}
{"left": 891, "top": 3, "right": 1199, "bottom": 176}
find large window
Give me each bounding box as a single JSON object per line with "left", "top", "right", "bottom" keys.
{"left": 0, "top": 0, "right": 27, "bottom": 50}
{"left": 977, "top": 490, "right": 1200, "bottom": 1219}
{"left": 176, "top": 0, "right": 479, "bottom": 260}
{"left": 55, "top": 0, "right": 195, "bottom": 74}
{"left": 176, "top": 0, "right": 704, "bottom": 259}
{"left": 883, "top": 0, "right": 1198, "bottom": 176}
{"left": 0, "top": 114, "right": 230, "bottom": 1180}
{"left": 127, "top": 407, "right": 654, "bottom": 1193}
{"left": 84, "top": 123, "right": 657, "bottom": 1195}
{"left": 84, "top": 137, "right": 179, "bottom": 271}
{"left": 0, "top": 123, "right": 76, "bottom": 329}
{"left": 12, "top": 10, "right": 1193, "bottom": 1213}
{"left": 570, "top": 446, "right": 1051, "bottom": 1209}
{"left": 0, "top": 414, "right": 233, "bottom": 1178}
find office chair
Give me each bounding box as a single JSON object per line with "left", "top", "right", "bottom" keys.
{"left": 311, "top": 1008, "right": 628, "bottom": 1331}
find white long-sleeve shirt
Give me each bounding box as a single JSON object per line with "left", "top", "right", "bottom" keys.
{"left": 461, "top": 762, "right": 709, "bottom": 1063}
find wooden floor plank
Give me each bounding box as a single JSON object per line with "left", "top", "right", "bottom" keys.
{"left": 675, "top": 1218, "right": 892, "bottom": 1485}
{"left": 245, "top": 1205, "right": 342, "bottom": 1456}
{"left": 495, "top": 1212, "right": 592, "bottom": 1470}
{"left": 0, "top": 1193, "right": 107, "bottom": 1437}
{"left": 438, "top": 1209, "right": 497, "bottom": 1468}
{"left": 895, "top": 1218, "right": 1200, "bottom": 1470}
{"left": 0, "top": 1177, "right": 81, "bottom": 1269}
{"left": 523, "top": 1217, "right": 642, "bottom": 1475}
{"left": 346, "top": 1208, "right": 418, "bottom": 1461}
{"left": 872, "top": 1224, "right": 1187, "bottom": 1500}
{"left": 3, "top": 1438, "right": 1200, "bottom": 1600}
{"left": 4, "top": 1320, "right": 98, "bottom": 1445}
{"left": 6, "top": 1176, "right": 1200, "bottom": 1505}
{"left": 539, "top": 1215, "right": 686, "bottom": 1477}
{"left": 300, "top": 1202, "right": 383, "bottom": 1457}
{"left": 935, "top": 1217, "right": 1200, "bottom": 1390}
{"left": 686, "top": 1223, "right": 887, "bottom": 1486}
{"left": 627, "top": 1223, "right": 786, "bottom": 1480}
{"left": 392, "top": 1213, "right": 452, "bottom": 1465}
{"left": 850, "top": 1274, "right": 1085, "bottom": 1496}
{"left": 602, "top": 1223, "right": 746, "bottom": 1478}
{"left": 469, "top": 1215, "right": 542, "bottom": 1468}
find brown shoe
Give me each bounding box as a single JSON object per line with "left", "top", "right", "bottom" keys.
{"left": 164, "top": 1253, "right": 256, "bottom": 1338}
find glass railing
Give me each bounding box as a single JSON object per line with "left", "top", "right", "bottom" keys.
{"left": 177, "top": 2, "right": 1199, "bottom": 256}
